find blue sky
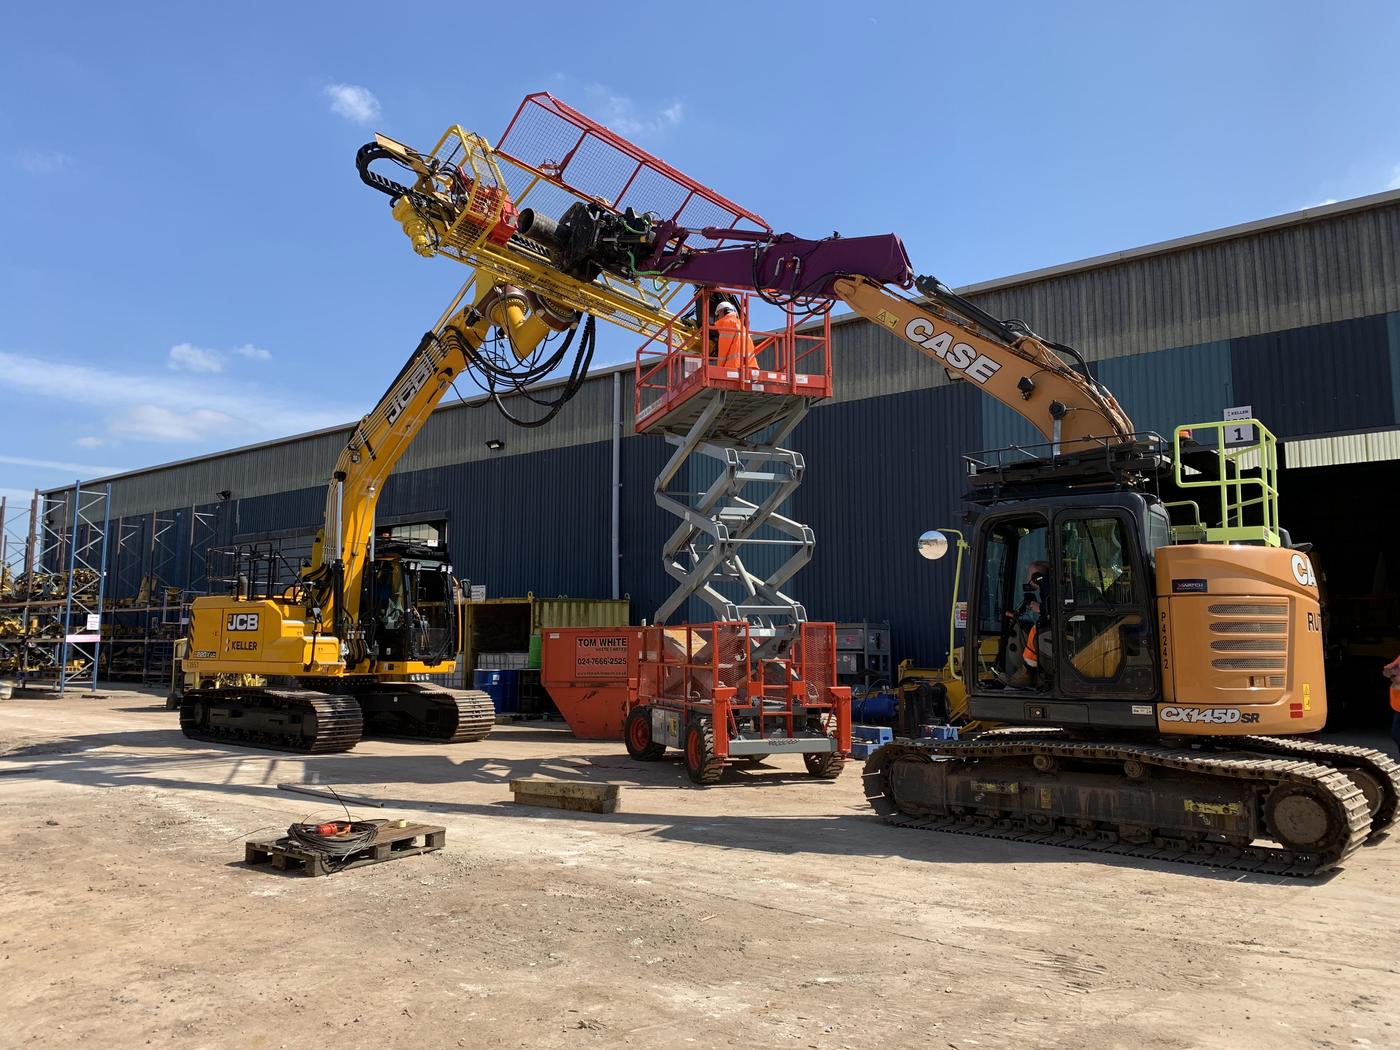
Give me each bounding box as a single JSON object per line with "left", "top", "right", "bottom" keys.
{"left": 2, "top": 2, "right": 1398, "bottom": 504}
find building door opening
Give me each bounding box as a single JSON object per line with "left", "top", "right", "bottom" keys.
{"left": 1281, "top": 460, "right": 1400, "bottom": 733}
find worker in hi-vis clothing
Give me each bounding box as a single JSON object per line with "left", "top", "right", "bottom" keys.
{"left": 714, "top": 300, "right": 759, "bottom": 371}
{"left": 1386, "top": 655, "right": 1400, "bottom": 756}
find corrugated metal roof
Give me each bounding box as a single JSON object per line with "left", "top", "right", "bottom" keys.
{"left": 1285, "top": 428, "right": 1400, "bottom": 469}
{"left": 819, "top": 197, "right": 1400, "bottom": 403}
{"left": 956, "top": 189, "right": 1400, "bottom": 297}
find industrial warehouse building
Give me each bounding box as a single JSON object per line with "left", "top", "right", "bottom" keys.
{"left": 51, "top": 189, "right": 1400, "bottom": 716}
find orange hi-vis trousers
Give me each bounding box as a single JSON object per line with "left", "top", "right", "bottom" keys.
{"left": 1022, "top": 626, "right": 1039, "bottom": 667}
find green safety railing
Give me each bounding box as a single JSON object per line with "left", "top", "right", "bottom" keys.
{"left": 1172, "top": 419, "right": 1281, "bottom": 547}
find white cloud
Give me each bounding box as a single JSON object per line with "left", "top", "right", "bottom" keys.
{"left": 585, "top": 85, "right": 684, "bottom": 137}
{"left": 12, "top": 149, "right": 72, "bottom": 174}
{"left": 0, "top": 486, "right": 37, "bottom": 504}
{"left": 168, "top": 342, "right": 225, "bottom": 373}
{"left": 109, "top": 405, "right": 240, "bottom": 442}
{"left": 167, "top": 341, "right": 272, "bottom": 372}
{"left": 324, "top": 83, "right": 381, "bottom": 124}
{"left": 1303, "top": 198, "right": 1338, "bottom": 209}
{"left": 0, "top": 453, "right": 127, "bottom": 476}
{"left": 0, "top": 349, "right": 353, "bottom": 447}
{"left": 1389, "top": 164, "right": 1400, "bottom": 191}
{"left": 73, "top": 436, "right": 105, "bottom": 448}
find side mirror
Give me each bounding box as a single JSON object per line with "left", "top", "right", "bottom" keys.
{"left": 917, "top": 530, "right": 950, "bottom": 561}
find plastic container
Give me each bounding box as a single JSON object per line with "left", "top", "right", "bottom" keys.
{"left": 852, "top": 724, "right": 894, "bottom": 745}
{"left": 473, "top": 668, "right": 521, "bottom": 713}
{"left": 852, "top": 691, "right": 898, "bottom": 723}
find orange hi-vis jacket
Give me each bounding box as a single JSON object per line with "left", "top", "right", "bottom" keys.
{"left": 1387, "top": 655, "right": 1400, "bottom": 712}
{"left": 715, "top": 312, "right": 758, "bottom": 371}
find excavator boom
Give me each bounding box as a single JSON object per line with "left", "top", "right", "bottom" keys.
{"left": 833, "top": 276, "right": 1134, "bottom": 450}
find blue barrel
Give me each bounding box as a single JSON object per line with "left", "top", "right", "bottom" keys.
{"left": 851, "top": 691, "right": 898, "bottom": 723}
{"left": 473, "top": 669, "right": 520, "bottom": 713}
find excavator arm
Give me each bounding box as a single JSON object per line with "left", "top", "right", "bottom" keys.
{"left": 302, "top": 280, "right": 561, "bottom": 655}
{"left": 833, "top": 275, "right": 1134, "bottom": 451}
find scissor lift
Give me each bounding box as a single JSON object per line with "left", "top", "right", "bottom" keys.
{"left": 635, "top": 290, "right": 832, "bottom": 654}
{"left": 625, "top": 293, "right": 851, "bottom": 782}
{"left": 481, "top": 97, "right": 850, "bottom": 780}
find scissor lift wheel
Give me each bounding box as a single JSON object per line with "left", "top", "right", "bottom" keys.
{"left": 624, "top": 706, "right": 666, "bottom": 761}
{"left": 684, "top": 719, "right": 726, "bottom": 785}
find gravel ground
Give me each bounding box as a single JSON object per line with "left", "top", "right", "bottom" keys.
{"left": 1, "top": 688, "right": 1397, "bottom": 1050}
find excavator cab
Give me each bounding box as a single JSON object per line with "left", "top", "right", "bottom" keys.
{"left": 960, "top": 491, "right": 1164, "bottom": 731}
{"left": 360, "top": 540, "right": 458, "bottom": 667}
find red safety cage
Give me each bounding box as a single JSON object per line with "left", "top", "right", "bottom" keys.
{"left": 496, "top": 93, "right": 769, "bottom": 237}
{"left": 634, "top": 289, "right": 833, "bottom": 435}
{"left": 635, "top": 621, "right": 851, "bottom": 760}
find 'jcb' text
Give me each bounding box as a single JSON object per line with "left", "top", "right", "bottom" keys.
{"left": 226, "top": 613, "right": 260, "bottom": 632}
{"left": 386, "top": 361, "right": 434, "bottom": 424}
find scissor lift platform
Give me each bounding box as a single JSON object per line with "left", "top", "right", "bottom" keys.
{"left": 635, "top": 292, "right": 832, "bottom": 438}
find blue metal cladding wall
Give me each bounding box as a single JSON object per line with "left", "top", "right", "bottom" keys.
{"left": 788, "top": 381, "right": 982, "bottom": 668}
{"left": 980, "top": 400, "right": 1041, "bottom": 454}
{"left": 1384, "top": 312, "right": 1400, "bottom": 428}
{"left": 619, "top": 435, "right": 674, "bottom": 620}
{"left": 236, "top": 487, "right": 323, "bottom": 538}
{"left": 117, "top": 308, "right": 1400, "bottom": 672}
{"left": 1230, "top": 313, "right": 1394, "bottom": 437}
{"left": 378, "top": 442, "right": 613, "bottom": 599}
{"left": 209, "top": 443, "right": 615, "bottom": 602}
{"left": 1097, "top": 340, "right": 1233, "bottom": 438}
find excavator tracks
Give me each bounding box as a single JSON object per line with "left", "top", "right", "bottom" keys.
{"left": 354, "top": 685, "right": 496, "bottom": 743}
{"left": 180, "top": 689, "right": 363, "bottom": 754}
{"left": 1237, "top": 735, "right": 1400, "bottom": 837}
{"left": 864, "top": 735, "right": 1372, "bottom": 877}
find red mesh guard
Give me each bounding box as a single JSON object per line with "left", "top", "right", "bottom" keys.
{"left": 799, "top": 623, "right": 837, "bottom": 703}
{"left": 496, "top": 93, "right": 769, "bottom": 235}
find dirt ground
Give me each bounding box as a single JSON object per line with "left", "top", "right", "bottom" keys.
{"left": 1, "top": 689, "right": 1397, "bottom": 1050}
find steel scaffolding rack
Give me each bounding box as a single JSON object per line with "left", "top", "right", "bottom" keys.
{"left": 104, "top": 510, "right": 189, "bottom": 684}
{"left": 0, "top": 483, "right": 111, "bottom": 693}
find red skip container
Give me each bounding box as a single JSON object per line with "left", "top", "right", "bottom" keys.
{"left": 539, "top": 627, "right": 643, "bottom": 740}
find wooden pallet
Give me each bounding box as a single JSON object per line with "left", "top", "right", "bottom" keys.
{"left": 244, "top": 821, "right": 446, "bottom": 877}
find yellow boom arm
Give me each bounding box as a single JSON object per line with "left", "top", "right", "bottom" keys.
{"left": 302, "top": 280, "right": 556, "bottom": 644}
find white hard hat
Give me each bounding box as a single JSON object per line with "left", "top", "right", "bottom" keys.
{"left": 715, "top": 301, "right": 738, "bottom": 316}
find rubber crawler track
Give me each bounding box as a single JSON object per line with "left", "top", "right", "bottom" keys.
{"left": 180, "top": 689, "right": 363, "bottom": 754}
{"left": 864, "top": 737, "right": 1372, "bottom": 877}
